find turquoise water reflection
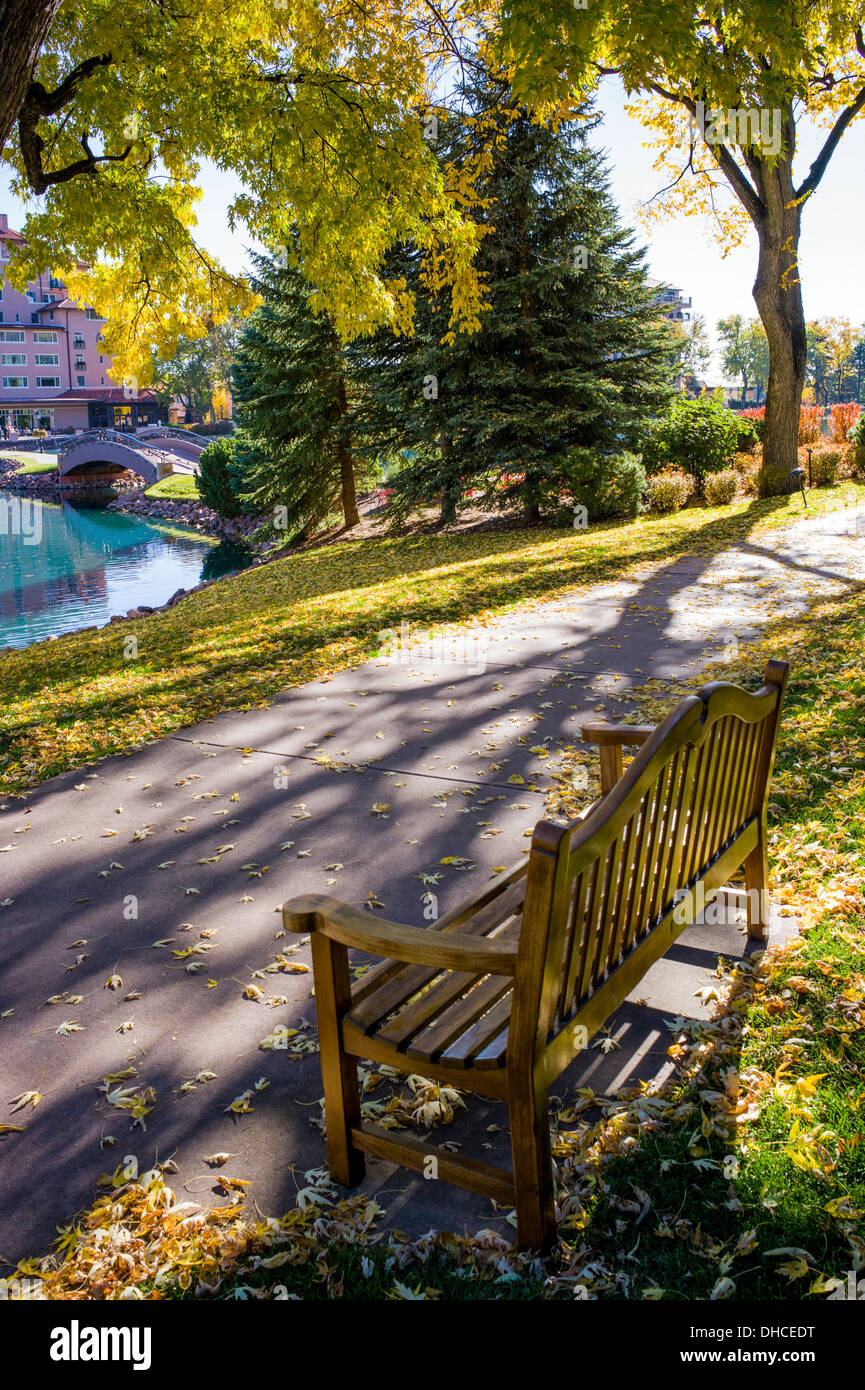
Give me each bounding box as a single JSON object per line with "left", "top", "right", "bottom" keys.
{"left": 0, "top": 491, "right": 252, "bottom": 650}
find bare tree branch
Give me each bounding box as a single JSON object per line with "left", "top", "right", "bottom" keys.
{"left": 796, "top": 78, "right": 865, "bottom": 199}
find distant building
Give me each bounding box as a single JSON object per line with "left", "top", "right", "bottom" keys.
{"left": 0, "top": 213, "right": 161, "bottom": 433}
{"left": 721, "top": 384, "right": 758, "bottom": 405}
{"left": 648, "top": 279, "right": 692, "bottom": 324}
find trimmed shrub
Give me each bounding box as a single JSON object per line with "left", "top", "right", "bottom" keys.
{"left": 640, "top": 393, "right": 741, "bottom": 494}
{"left": 196, "top": 436, "right": 245, "bottom": 517}
{"left": 798, "top": 406, "right": 823, "bottom": 445}
{"left": 734, "top": 418, "right": 758, "bottom": 453}
{"left": 754, "top": 463, "right": 790, "bottom": 498}
{"left": 829, "top": 402, "right": 860, "bottom": 444}
{"left": 562, "top": 447, "right": 646, "bottom": 519}
{"left": 704, "top": 468, "right": 739, "bottom": 505}
{"left": 646, "top": 469, "right": 693, "bottom": 514}
{"left": 811, "top": 450, "right": 840, "bottom": 487}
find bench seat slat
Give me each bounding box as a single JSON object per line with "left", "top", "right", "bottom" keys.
{"left": 348, "top": 878, "right": 526, "bottom": 1030}
{"left": 405, "top": 973, "right": 514, "bottom": 1064}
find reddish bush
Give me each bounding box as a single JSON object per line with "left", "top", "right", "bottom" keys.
{"left": 798, "top": 406, "right": 823, "bottom": 445}
{"left": 740, "top": 406, "right": 765, "bottom": 442}
{"left": 828, "top": 401, "right": 861, "bottom": 443}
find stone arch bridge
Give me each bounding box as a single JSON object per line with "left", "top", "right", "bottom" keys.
{"left": 56, "top": 428, "right": 208, "bottom": 488}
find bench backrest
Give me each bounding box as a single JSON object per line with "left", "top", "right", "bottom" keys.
{"left": 510, "top": 660, "right": 788, "bottom": 1064}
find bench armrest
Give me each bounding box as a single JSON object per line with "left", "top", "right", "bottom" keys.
{"left": 282, "top": 893, "right": 518, "bottom": 976}
{"left": 581, "top": 723, "right": 656, "bottom": 795}
{"left": 580, "top": 723, "right": 655, "bottom": 747}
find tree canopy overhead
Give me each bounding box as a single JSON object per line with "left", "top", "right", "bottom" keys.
{"left": 0, "top": 0, "right": 499, "bottom": 379}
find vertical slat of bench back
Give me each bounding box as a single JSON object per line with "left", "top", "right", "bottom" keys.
{"left": 517, "top": 662, "right": 788, "bottom": 1049}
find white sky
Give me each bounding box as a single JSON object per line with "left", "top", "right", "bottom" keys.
{"left": 3, "top": 76, "right": 864, "bottom": 379}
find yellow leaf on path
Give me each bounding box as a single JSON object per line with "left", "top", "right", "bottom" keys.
{"left": 9, "top": 1091, "right": 41, "bottom": 1113}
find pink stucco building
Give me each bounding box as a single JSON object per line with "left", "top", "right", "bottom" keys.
{"left": 0, "top": 213, "right": 160, "bottom": 434}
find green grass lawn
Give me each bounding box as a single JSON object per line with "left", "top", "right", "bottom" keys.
{"left": 145, "top": 472, "right": 200, "bottom": 501}
{"left": 1, "top": 452, "right": 58, "bottom": 473}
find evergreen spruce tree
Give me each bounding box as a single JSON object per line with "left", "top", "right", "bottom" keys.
{"left": 232, "top": 250, "right": 361, "bottom": 536}
{"left": 355, "top": 76, "right": 677, "bottom": 522}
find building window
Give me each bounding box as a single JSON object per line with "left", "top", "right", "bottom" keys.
{"left": 73, "top": 335, "right": 85, "bottom": 349}
{"left": 74, "top": 357, "right": 86, "bottom": 371}
{"left": 35, "top": 375, "right": 61, "bottom": 387}
{"left": 0, "top": 330, "right": 25, "bottom": 342}
{"left": 85, "top": 308, "right": 101, "bottom": 320}
{"left": 2, "top": 376, "right": 28, "bottom": 388}
{"left": 26, "top": 291, "right": 36, "bottom": 302}
{"left": 11, "top": 408, "right": 54, "bottom": 432}
{"left": 49, "top": 276, "right": 63, "bottom": 289}
{"left": 1, "top": 353, "right": 26, "bottom": 365}
{"left": 33, "top": 331, "right": 58, "bottom": 343}
{"left": 34, "top": 353, "right": 59, "bottom": 365}
{"left": 76, "top": 375, "right": 86, "bottom": 387}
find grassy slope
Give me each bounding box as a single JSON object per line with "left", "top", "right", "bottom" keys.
{"left": 144, "top": 473, "right": 200, "bottom": 500}
{"left": 3, "top": 482, "right": 864, "bottom": 797}
{"left": 3, "top": 454, "right": 59, "bottom": 474}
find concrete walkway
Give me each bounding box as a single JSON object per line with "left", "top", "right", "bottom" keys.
{"left": 2, "top": 502, "right": 864, "bottom": 1265}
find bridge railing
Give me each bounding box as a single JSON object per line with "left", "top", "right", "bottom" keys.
{"left": 57, "top": 430, "right": 168, "bottom": 458}
{"left": 136, "top": 426, "right": 213, "bottom": 447}
{"left": 56, "top": 429, "right": 134, "bottom": 455}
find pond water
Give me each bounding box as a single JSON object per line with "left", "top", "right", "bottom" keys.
{"left": 0, "top": 490, "right": 253, "bottom": 651}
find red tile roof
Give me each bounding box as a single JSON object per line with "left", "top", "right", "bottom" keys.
{"left": 58, "top": 387, "right": 160, "bottom": 402}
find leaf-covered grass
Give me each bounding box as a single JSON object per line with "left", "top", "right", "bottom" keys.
{"left": 145, "top": 472, "right": 200, "bottom": 500}
{"left": 2, "top": 480, "right": 863, "bottom": 796}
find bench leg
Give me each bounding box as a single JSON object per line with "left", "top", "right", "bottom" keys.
{"left": 744, "top": 824, "right": 770, "bottom": 941}
{"left": 509, "top": 1078, "right": 556, "bottom": 1253}
{"left": 311, "top": 934, "right": 366, "bottom": 1188}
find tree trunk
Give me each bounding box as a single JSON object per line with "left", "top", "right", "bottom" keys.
{"left": 336, "top": 431, "right": 359, "bottom": 527}
{"left": 752, "top": 141, "right": 807, "bottom": 473}
{"left": 516, "top": 188, "right": 541, "bottom": 524}
{"left": 0, "top": 0, "right": 60, "bottom": 156}
{"left": 438, "top": 432, "right": 458, "bottom": 524}
{"left": 328, "top": 326, "right": 359, "bottom": 527}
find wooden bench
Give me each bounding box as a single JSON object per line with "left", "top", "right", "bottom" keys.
{"left": 283, "top": 658, "right": 788, "bottom": 1251}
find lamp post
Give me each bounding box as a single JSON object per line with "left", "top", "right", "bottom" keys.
{"left": 806, "top": 447, "right": 813, "bottom": 489}
{"left": 790, "top": 465, "right": 808, "bottom": 505}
